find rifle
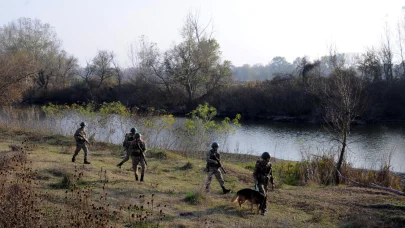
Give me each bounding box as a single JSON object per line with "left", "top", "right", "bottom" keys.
{"left": 140, "top": 151, "right": 148, "bottom": 165}
{"left": 84, "top": 138, "right": 91, "bottom": 145}
{"left": 137, "top": 142, "right": 148, "bottom": 165}
{"left": 213, "top": 154, "right": 226, "bottom": 174}
{"left": 77, "top": 136, "right": 91, "bottom": 145}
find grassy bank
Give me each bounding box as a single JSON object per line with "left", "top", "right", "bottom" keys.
{"left": 0, "top": 127, "right": 404, "bottom": 227}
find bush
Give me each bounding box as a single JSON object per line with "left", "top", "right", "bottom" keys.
{"left": 50, "top": 174, "right": 72, "bottom": 189}
{"left": 148, "top": 150, "right": 168, "bottom": 160}
{"left": 275, "top": 161, "right": 302, "bottom": 186}
{"left": 244, "top": 163, "right": 255, "bottom": 171}
{"left": 179, "top": 161, "right": 194, "bottom": 170}
{"left": 184, "top": 191, "right": 202, "bottom": 205}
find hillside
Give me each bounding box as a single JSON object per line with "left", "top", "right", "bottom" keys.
{"left": 0, "top": 127, "right": 404, "bottom": 228}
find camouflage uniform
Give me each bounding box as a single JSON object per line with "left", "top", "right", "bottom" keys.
{"left": 72, "top": 126, "right": 90, "bottom": 164}
{"left": 253, "top": 156, "right": 274, "bottom": 215}
{"left": 117, "top": 132, "right": 136, "bottom": 167}
{"left": 128, "top": 138, "right": 146, "bottom": 181}
{"left": 205, "top": 145, "right": 230, "bottom": 194}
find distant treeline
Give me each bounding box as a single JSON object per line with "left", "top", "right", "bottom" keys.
{"left": 1, "top": 16, "right": 405, "bottom": 122}
{"left": 31, "top": 73, "right": 405, "bottom": 122}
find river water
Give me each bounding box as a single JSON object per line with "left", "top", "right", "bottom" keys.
{"left": 5, "top": 110, "right": 404, "bottom": 172}
{"left": 224, "top": 120, "right": 405, "bottom": 173}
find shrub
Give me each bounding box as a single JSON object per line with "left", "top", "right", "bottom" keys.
{"left": 50, "top": 174, "right": 72, "bottom": 189}
{"left": 148, "top": 150, "right": 168, "bottom": 160}
{"left": 244, "top": 163, "right": 255, "bottom": 171}
{"left": 275, "top": 161, "right": 302, "bottom": 186}
{"left": 184, "top": 191, "right": 202, "bottom": 205}
{"left": 179, "top": 161, "right": 194, "bottom": 170}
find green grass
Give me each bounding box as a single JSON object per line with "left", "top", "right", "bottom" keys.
{"left": 184, "top": 191, "right": 203, "bottom": 205}
{"left": 0, "top": 127, "right": 404, "bottom": 227}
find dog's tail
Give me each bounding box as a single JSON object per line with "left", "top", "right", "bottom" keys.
{"left": 231, "top": 194, "right": 239, "bottom": 203}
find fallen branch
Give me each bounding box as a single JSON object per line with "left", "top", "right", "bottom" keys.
{"left": 367, "top": 204, "right": 405, "bottom": 210}
{"left": 336, "top": 169, "right": 405, "bottom": 196}
{"left": 370, "top": 183, "right": 405, "bottom": 196}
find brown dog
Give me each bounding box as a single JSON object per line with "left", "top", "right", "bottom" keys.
{"left": 231, "top": 188, "right": 266, "bottom": 214}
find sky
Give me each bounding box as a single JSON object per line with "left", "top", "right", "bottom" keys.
{"left": 0, "top": 0, "right": 404, "bottom": 67}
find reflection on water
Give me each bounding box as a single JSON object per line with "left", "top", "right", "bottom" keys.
{"left": 14, "top": 111, "right": 405, "bottom": 173}
{"left": 227, "top": 121, "right": 405, "bottom": 172}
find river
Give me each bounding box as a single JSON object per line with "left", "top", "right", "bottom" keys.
{"left": 224, "top": 120, "right": 405, "bottom": 173}
{"left": 4, "top": 109, "right": 405, "bottom": 172}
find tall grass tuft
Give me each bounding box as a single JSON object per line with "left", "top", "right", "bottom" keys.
{"left": 184, "top": 191, "right": 203, "bottom": 205}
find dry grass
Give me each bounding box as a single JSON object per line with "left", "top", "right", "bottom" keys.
{"left": 0, "top": 127, "right": 404, "bottom": 227}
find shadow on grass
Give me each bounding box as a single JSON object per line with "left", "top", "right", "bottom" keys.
{"left": 175, "top": 161, "right": 194, "bottom": 171}
{"left": 146, "top": 204, "right": 249, "bottom": 224}
{"left": 42, "top": 135, "right": 72, "bottom": 146}
{"left": 340, "top": 213, "right": 405, "bottom": 228}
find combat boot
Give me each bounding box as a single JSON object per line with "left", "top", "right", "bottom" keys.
{"left": 116, "top": 162, "right": 123, "bottom": 168}
{"left": 84, "top": 160, "right": 91, "bottom": 164}
{"left": 72, "top": 156, "right": 76, "bottom": 162}
{"left": 221, "top": 186, "right": 231, "bottom": 194}
{"left": 135, "top": 175, "right": 139, "bottom": 181}
{"left": 140, "top": 175, "right": 144, "bottom": 182}
{"left": 260, "top": 201, "right": 267, "bottom": 215}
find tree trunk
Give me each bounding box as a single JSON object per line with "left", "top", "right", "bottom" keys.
{"left": 186, "top": 84, "right": 193, "bottom": 109}
{"left": 402, "top": 61, "right": 405, "bottom": 79}
{"left": 335, "top": 127, "right": 348, "bottom": 185}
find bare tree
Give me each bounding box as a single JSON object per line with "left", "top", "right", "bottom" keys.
{"left": 78, "top": 61, "right": 95, "bottom": 87}
{"left": 164, "top": 11, "right": 232, "bottom": 106}
{"left": 397, "top": 21, "right": 405, "bottom": 79}
{"left": 92, "top": 50, "right": 115, "bottom": 87}
{"left": 129, "top": 35, "right": 171, "bottom": 95}
{"left": 381, "top": 23, "right": 393, "bottom": 81}
{"left": 357, "top": 48, "right": 382, "bottom": 82}
{"left": 54, "top": 50, "right": 78, "bottom": 88}
{"left": 112, "top": 59, "right": 123, "bottom": 87}
{"left": 318, "top": 50, "right": 365, "bottom": 184}
{"left": 33, "top": 46, "right": 59, "bottom": 95}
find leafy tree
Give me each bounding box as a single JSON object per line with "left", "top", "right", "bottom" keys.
{"left": 0, "top": 17, "right": 77, "bottom": 96}
{"left": 268, "top": 56, "right": 294, "bottom": 74}
{"left": 182, "top": 103, "right": 240, "bottom": 154}
{"left": 0, "top": 51, "right": 35, "bottom": 105}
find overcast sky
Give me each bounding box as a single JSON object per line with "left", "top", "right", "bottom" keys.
{"left": 1, "top": 0, "right": 404, "bottom": 67}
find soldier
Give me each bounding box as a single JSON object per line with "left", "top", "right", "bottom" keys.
{"left": 205, "top": 142, "right": 231, "bottom": 194}
{"left": 72, "top": 122, "right": 91, "bottom": 164}
{"left": 128, "top": 132, "right": 147, "bottom": 182}
{"left": 117, "top": 127, "right": 137, "bottom": 168}
{"left": 253, "top": 152, "right": 275, "bottom": 215}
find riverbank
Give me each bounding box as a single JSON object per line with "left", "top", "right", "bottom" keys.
{"left": 0, "top": 127, "right": 404, "bottom": 227}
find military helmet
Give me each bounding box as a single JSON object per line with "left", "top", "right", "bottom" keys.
{"left": 261, "top": 152, "right": 270, "bottom": 159}
{"left": 211, "top": 142, "right": 219, "bottom": 149}
{"left": 80, "top": 122, "right": 87, "bottom": 127}
{"left": 135, "top": 132, "right": 141, "bottom": 138}
{"left": 130, "top": 128, "right": 137, "bottom": 133}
